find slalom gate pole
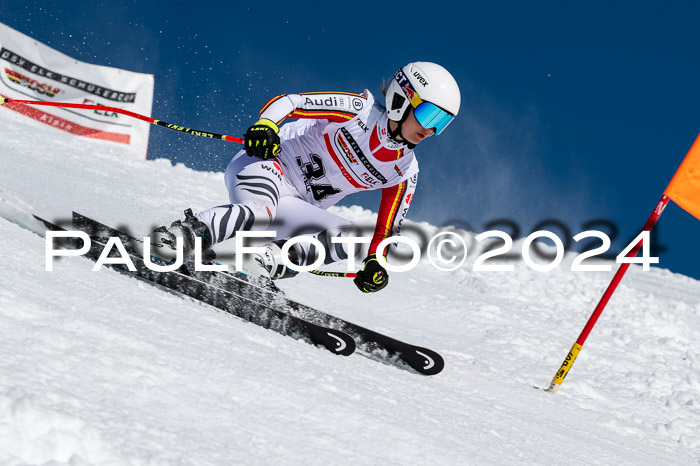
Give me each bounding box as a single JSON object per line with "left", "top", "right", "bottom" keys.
{"left": 545, "top": 194, "right": 670, "bottom": 393}
{"left": 0, "top": 97, "right": 244, "bottom": 144}
{"left": 1, "top": 98, "right": 360, "bottom": 281}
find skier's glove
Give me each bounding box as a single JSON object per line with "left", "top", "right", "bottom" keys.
{"left": 244, "top": 119, "right": 282, "bottom": 160}
{"left": 354, "top": 253, "right": 389, "bottom": 293}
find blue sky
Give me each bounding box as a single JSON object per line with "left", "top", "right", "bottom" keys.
{"left": 2, "top": 1, "right": 700, "bottom": 279}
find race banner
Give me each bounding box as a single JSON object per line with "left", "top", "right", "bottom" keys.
{"left": 0, "top": 22, "right": 154, "bottom": 158}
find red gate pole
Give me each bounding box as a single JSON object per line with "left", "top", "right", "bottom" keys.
{"left": 546, "top": 194, "right": 670, "bottom": 393}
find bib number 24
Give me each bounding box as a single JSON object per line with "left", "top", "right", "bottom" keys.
{"left": 296, "top": 153, "right": 341, "bottom": 201}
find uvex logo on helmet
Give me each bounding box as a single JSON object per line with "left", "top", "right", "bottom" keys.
{"left": 413, "top": 71, "right": 428, "bottom": 87}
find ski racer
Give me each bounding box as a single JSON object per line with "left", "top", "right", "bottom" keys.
{"left": 153, "top": 61, "right": 461, "bottom": 293}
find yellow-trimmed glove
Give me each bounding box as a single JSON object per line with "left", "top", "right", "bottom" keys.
{"left": 244, "top": 118, "right": 281, "bottom": 160}
{"left": 353, "top": 253, "right": 389, "bottom": 293}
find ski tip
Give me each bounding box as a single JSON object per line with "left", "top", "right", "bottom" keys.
{"left": 405, "top": 347, "right": 445, "bottom": 376}
{"left": 324, "top": 329, "right": 356, "bottom": 356}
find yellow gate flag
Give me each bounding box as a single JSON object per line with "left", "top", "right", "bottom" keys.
{"left": 665, "top": 133, "right": 700, "bottom": 221}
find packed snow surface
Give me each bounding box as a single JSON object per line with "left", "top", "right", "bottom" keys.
{"left": 1, "top": 109, "right": 699, "bottom": 465}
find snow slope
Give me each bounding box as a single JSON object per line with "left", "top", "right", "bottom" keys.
{"left": 1, "top": 108, "right": 699, "bottom": 465}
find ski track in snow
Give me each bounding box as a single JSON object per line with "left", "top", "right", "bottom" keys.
{"left": 1, "top": 109, "right": 699, "bottom": 464}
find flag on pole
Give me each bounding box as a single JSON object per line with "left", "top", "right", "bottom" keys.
{"left": 665, "top": 132, "right": 700, "bottom": 220}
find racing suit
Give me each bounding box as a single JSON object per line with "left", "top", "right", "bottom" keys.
{"left": 195, "top": 89, "right": 418, "bottom": 266}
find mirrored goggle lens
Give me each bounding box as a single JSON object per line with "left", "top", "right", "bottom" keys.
{"left": 414, "top": 102, "right": 454, "bottom": 135}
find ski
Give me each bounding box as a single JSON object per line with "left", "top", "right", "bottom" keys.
{"left": 37, "top": 215, "right": 355, "bottom": 357}
{"left": 70, "top": 212, "right": 445, "bottom": 375}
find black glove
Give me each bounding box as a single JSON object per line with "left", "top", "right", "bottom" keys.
{"left": 244, "top": 118, "right": 281, "bottom": 160}
{"left": 354, "top": 253, "right": 389, "bottom": 293}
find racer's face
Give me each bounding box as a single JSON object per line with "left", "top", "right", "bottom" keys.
{"left": 390, "top": 107, "right": 435, "bottom": 145}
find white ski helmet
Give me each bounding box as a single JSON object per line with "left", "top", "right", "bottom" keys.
{"left": 385, "top": 61, "right": 460, "bottom": 135}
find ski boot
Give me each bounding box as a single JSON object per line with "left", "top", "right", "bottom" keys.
{"left": 254, "top": 241, "right": 300, "bottom": 279}
{"left": 148, "top": 208, "right": 213, "bottom": 262}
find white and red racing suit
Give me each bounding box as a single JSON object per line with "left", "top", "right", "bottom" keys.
{"left": 195, "top": 89, "right": 418, "bottom": 266}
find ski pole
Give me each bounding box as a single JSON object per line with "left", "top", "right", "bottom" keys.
{"left": 0, "top": 97, "right": 244, "bottom": 143}
{"left": 309, "top": 270, "right": 357, "bottom": 278}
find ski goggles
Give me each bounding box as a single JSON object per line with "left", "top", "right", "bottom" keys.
{"left": 413, "top": 101, "right": 455, "bottom": 135}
